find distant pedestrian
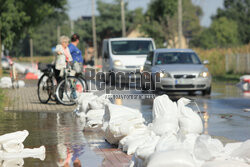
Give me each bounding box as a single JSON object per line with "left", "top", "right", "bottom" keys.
{"left": 68, "top": 33, "right": 83, "bottom": 73}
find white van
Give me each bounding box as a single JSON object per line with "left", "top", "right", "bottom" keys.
{"left": 102, "top": 38, "right": 156, "bottom": 83}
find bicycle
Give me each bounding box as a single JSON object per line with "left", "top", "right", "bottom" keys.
{"left": 37, "top": 63, "right": 57, "bottom": 104}
{"left": 55, "top": 64, "right": 88, "bottom": 106}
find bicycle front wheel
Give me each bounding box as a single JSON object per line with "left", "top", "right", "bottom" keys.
{"left": 37, "top": 74, "right": 52, "bottom": 104}
{"left": 55, "top": 76, "right": 84, "bottom": 106}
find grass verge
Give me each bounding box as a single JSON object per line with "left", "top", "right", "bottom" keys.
{"left": 0, "top": 88, "right": 6, "bottom": 111}
{"left": 213, "top": 74, "right": 242, "bottom": 83}
{"left": 12, "top": 56, "right": 55, "bottom": 64}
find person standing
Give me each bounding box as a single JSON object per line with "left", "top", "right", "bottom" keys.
{"left": 68, "top": 34, "right": 83, "bottom": 73}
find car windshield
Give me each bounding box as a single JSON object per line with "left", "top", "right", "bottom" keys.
{"left": 155, "top": 52, "right": 201, "bottom": 65}
{"left": 111, "top": 40, "right": 154, "bottom": 55}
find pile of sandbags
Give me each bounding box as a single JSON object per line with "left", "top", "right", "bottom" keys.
{"left": 129, "top": 95, "right": 250, "bottom": 167}
{"left": 0, "top": 77, "right": 25, "bottom": 88}
{"left": 74, "top": 93, "right": 111, "bottom": 129}
{"left": 0, "top": 130, "right": 46, "bottom": 166}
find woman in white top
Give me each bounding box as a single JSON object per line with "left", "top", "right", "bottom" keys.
{"left": 55, "top": 36, "right": 73, "bottom": 78}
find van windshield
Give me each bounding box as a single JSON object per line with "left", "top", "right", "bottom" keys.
{"left": 111, "top": 40, "right": 154, "bottom": 55}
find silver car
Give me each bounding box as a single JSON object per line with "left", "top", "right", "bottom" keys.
{"left": 142, "top": 48, "right": 212, "bottom": 95}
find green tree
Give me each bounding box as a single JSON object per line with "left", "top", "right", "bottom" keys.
{"left": 0, "top": 0, "right": 67, "bottom": 49}
{"left": 193, "top": 17, "right": 239, "bottom": 49}
{"left": 213, "top": 0, "right": 250, "bottom": 44}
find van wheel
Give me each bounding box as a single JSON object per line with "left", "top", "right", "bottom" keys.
{"left": 202, "top": 87, "right": 211, "bottom": 96}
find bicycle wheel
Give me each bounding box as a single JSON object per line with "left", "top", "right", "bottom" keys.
{"left": 50, "top": 76, "right": 58, "bottom": 101}
{"left": 55, "top": 76, "right": 84, "bottom": 106}
{"left": 78, "top": 76, "right": 88, "bottom": 92}
{"left": 37, "top": 74, "right": 52, "bottom": 104}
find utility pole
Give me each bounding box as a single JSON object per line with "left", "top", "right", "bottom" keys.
{"left": 29, "top": 38, "right": 33, "bottom": 64}
{"left": 0, "top": 27, "right": 2, "bottom": 75}
{"left": 57, "top": 25, "right": 61, "bottom": 42}
{"left": 178, "top": 0, "right": 183, "bottom": 48}
{"left": 70, "top": 20, "right": 74, "bottom": 35}
{"left": 92, "top": 0, "right": 98, "bottom": 66}
{"left": 121, "top": 0, "right": 126, "bottom": 37}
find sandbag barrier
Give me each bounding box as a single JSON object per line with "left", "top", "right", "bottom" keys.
{"left": 0, "top": 130, "right": 46, "bottom": 166}
{"left": 74, "top": 94, "right": 250, "bottom": 167}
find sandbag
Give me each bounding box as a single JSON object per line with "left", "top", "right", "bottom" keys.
{"left": 147, "top": 149, "right": 196, "bottom": 167}
{"left": 135, "top": 132, "right": 160, "bottom": 166}
{"left": 155, "top": 133, "right": 178, "bottom": 152}
{"left": 224, "top": 142, "right": 242, "bottom": 155}
{"left": 152, "top": 95, "right": 179, "bottom": 120}
{"left": 230, "top": 139, "right": 250, "bottom": 163}
{"left": 0, "top": 77, "right": 12, "bottom": 88}
{"left": 150, "top": 116, "right": 179, "bottom": 136}
{"left": 178, "top": 98, "right": 203, "bottom": 134}
{"left": 194, "top": 135, "right": 224, "bottom": 161}
{"left": 0, "top": 130, "right": 29, "bottom": 147}
{"left": 85, "top": 109, "right": 105, "bottom": 128}
{"left": 77, "top": 93, "right": 98, "bottom": 113}
{"left": 119, "top": 128, "right": 152, "bottom": 155}
{"left": 103, "top": 104, "right": 145, "bottom": 145}
{"left": 2, "top": 141, "right": 24, "bottom": 153}
{"left": 0, "top": 158, "right": 24, "bottom": 167}
{"left": 201, "top": 159, "right": 249, "bottom": 167}
{"left": 88, "top": 94, "right": 111, "bottom": 110}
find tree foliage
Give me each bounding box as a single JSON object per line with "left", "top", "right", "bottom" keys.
{"left": 0, "top": 0, "right": 67, "bottom": 49}
{"left": 213, "top": 0, "right": 250, "bottom": 44}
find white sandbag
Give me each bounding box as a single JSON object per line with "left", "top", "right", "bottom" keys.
{"left": 2, "top": 141, "right": 24, "bottom": 153}
{"left": 77, "top": 93, "right": 98, "bottom": 113}
{"left": 224, "top": 142, "right": 242, "bottom": 155}
{"left": 194, "top": 135, "right": 224, "bottom": 161}
{"left": 119, "top": 128, "right": 151, "bottom": 155}
{"left": 178, "top": 98, "right": 203, "bottom": 134}
{"left": 17, "top": 80, "right": 25, "bottom": 88}
{"left": 0, "top": 146, "right": 46, "bottom": 161}
{"left": 230, "top": 139, "right": 250, "bottom": 163}
{"left": 88, "top": 94, "right": 111, "bottom": 110}
{"left": 152, "top": 94, "right": 179, "bottom": 120}
{"left": 201, "top": 159, "right": 249, "bottom": 167}
{"left": 178, "top": 133, "right": 199, "bottom": 153}
{"left": 103, "top": 104, "right": 145, "bottom": 145}
{"left": 135, "top": 133, "right": 160, "bottom": 166}
{"left": 0, "top": 77, "right": 12, "bottom": 88}
{"left": 85, "top": 109, "right": 105, "bottom": 128}
{"left": 150, "top": 116, "right": 179, "bottom": 136}
{"left": 0, "top": 130, "right": 29, "bottom": 146}
{"left": 147, "top": 149, "right": 196, "bottom": 167}
{"left": 0, "top": 158, "right": 24, "bottom": 167}
{"left": 155, "top": 133, "right": 178, "bottom": 152}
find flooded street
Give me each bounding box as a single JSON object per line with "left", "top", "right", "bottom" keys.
{"left": 0, "top": 81, "right": 250, "bottom": 166}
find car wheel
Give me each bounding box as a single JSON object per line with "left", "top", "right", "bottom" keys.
{"left": 202, "top": 87, "right": 211, "bottom": 96}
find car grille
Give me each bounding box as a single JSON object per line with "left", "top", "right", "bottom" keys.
{"left": 163, "top": 85, "right": 173, "bottom": 88}
{"left": 174, "top": 74, "right": 196, "bottom": 79}
{"left": 175, "top": 84, "right": 195, "bottom": 88}
{"left": 197, "top": 84, "right": 206, "bottom": 88}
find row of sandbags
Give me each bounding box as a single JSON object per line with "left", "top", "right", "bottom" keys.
{"left": 74, "top": 94, "right": 250, "bottom": 167}
{"left": 0, "top": 77, "right": 25, "bottom": 88}
{"left": 0, "top": 130, "right": 46, "bottom": 166}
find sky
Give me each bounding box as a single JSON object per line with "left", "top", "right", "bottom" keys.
{"left": 67, "top": 0, "right": 224, "bottom": 27}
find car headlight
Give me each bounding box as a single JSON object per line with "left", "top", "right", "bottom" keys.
{"left": 199, "top": 71, "right": 209, "bottom": 78}
{"left": 114, "top": 60, "right": 122, "bottom": 67}
{"left": 160, "top": 72, "right": 171, "bottom": 78}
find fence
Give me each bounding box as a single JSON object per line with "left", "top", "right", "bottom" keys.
{"left": 225, "top": 54, "right": 250, "bottom": 74}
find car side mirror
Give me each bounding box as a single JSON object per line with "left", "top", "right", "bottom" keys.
{"left": 145, "top": 60, "right": 152, "bottom": 65}
{"left": 203, "top": 60, "right": 209, "bottom": 65}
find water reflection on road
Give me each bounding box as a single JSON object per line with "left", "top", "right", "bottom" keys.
{"left": 0, "top": 112, "right": 103, "bottom": 166}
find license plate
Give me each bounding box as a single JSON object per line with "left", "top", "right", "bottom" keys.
{"left": 175, "top": 79, "right": 193, "bottom": 85}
